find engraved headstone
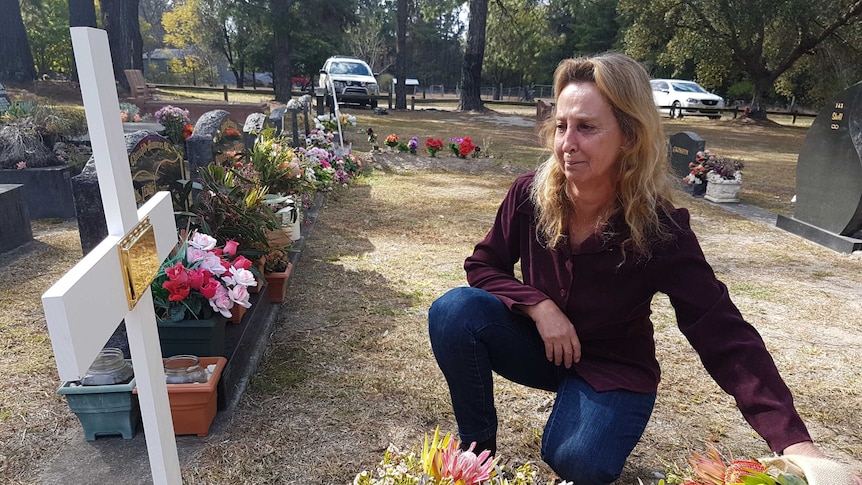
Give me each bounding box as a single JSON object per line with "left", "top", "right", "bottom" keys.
{"left": 776, "top": 81, "right": 862, "bottom": 253}
{"left": 0, "top": 83, "right": 11, "bottom": 113}
{"left": 72, "top": 131, "right": 185, "bottom": 255}
{"left": 243, "top": 112, "right": 268, "bottom": 147}
{"left": 668, "top": 131, "right": 705, "bottom": 179}
{"left": 186, "top": 110, "right": 245, "bottom": 174}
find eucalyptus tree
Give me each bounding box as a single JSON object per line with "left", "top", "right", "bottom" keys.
{"left": 101, "top": 0, "right": 144, "bottom": 90}
{"left": 620, "top": 0, "right": 862, "bottom": 117}
{"left": 460, "top": 0, "right": 490, "bottom": 111}
{"left": 21, "top": 0, "right": 74, "bottom": 76}
{"left": 0, "top": 0, "right": 37, "bottom": 82}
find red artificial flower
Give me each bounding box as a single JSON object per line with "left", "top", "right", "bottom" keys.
{"left": 187, "top": 268, "right": 206, "bottom": 290}
{"left": 459, "top": 137, "right": 476, "bottom": 157}
{"left": 182, "top": 124, "right": 194, "bottom": 139}
{"left": 223, "top": 240, "right": 239, "bottom": 257}
{"left": 162, "top": 279, "right": 190, "bottom": 301}
{"left": 199, "top": 278, "right": 220, "bottom": 299}
{"left": 165, "top": 262, "right": 188, "bottom": 283}
{"left": 232, "top": 255, "right": 252, "bottom": 270}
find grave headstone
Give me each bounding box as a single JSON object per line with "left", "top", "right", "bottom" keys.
{"left": 243, "top": 112, "right": 268, "bottom": 148}
{"left": 186, "top": 110, "right": 245, "bottom": 175}
{"left": 776, "top": 81, "right": 862, "bottom": 253}
{"left": 269, "top": 106, "right": 287, "bottom": 137}
{"left": 72, "top": 130, "right": 186, "bottom": 255}
{"left": 668, "top": 131, "right": 705, "bottom": 179}
{"left": 0, "top": 184, "right": 33, "bottom": 252}
{"left": 0, "top": 83, "right": 11, "bottom": 113}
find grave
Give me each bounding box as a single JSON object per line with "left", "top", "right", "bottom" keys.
{"left": 243, "top": 112, "right": 268, "bottom": 147}
{"left": 72, "top": 131, "right": 187, "bottom": 255}
{"left": 0, "top": 83, "right": 11, "bottom": 113}
{"left": 0, "top": 184, "right": 33, "bottom": 252}
{"left": 668, "top": 131, "right": 705, "bottom": 179}
{"left": 186, "top": 110, "right": 245, "bottom": 175}
{"left": 0, "top": 165, "right": 77, "bottom": 219}
{"left": 776, "top": 81, "right": 862, "bottom": 253}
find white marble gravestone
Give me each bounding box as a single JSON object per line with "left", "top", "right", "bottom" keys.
{"left": 41, "top": 27, "right": 181, "bottom": 485}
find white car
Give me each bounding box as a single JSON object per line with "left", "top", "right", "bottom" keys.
{"left": 650, "top": 79, "right": 724, "bottom": 119}
{"left": 319, "top": 56, "right": 379, "bottom": 108}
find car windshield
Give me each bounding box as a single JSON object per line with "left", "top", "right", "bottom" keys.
{"left": 329, "top": 61, "right": 372, "bottom": 76}
{"left": 671, "top": 81, "right": 708, "bottom": 93}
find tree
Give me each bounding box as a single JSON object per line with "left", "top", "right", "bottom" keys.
{"left": 69, "top": 0, "right": 97, "bottom": 28}
{"left": 395, "top": 0, "right": 409, "bottom": 109}
{"left": 102, "top": 0, "right": 143, "bottom": 89}
{"left": 0, "top": 0, "right": 37, "bottom": 82}
{"left": 22, "top": 0, "right": 74, "bottom": 76}
{"left": 459, "top": 0, "right": 490, "bottom": 111}
{"left": 620, "top": 0, "right": 862, "bottom": 118}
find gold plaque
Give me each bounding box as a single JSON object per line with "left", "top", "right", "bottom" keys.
{"left": 118, "top": 217, "right": 161, "bottom": 310}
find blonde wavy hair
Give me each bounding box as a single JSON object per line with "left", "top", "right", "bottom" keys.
{"left": 532, "top": 53, "right": 679, "bottom": 259}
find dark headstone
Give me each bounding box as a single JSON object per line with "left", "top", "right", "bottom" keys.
{"left": 0, "top": 165, "right": 76, "bottom": 219}
{"left": 777, "top": 81, "right": 862, "bottom": 253}
{"left": 668, "top": 131, "right": 705, "bottom": 178}
{"left": 0, "top": 184, "right": 32, "bottom": 252}
{"left": 72, "top": 130, "right": 185, "bottom": 255}
{"left": 0, "top": 83, "right": 11, "bottom": 113}
{"left": 186, "top": 110, "right": 245, "bottom": 175}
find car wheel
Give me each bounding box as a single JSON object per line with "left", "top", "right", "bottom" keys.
{"left": 671, "top": 101, "right": 683, "bottom": 119}
{"left": 708, "top": 115, "right": 721, "bottom": 120}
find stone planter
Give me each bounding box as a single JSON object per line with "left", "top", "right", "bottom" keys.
{"left": 704, "top": 172, "right": 742, "bottom": 203}
{"left": 264, "top": 262, "right": 293, "bottom": 304}
{"left": 57, "top": 376, "right": 140, "bottom": 441}
{"left": 157, "top": 314, "right": 227, "bottom": 358}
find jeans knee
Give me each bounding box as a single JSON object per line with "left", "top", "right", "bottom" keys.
{"left": 542, "top": 440, "right": 623, "bottom": 485}
{"left": 429, "top": 287, "right": 495, "bottom": 334}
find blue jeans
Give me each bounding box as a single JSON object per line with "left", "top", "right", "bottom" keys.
{"left": 428, "top": 287, "right": 656, "bottom": 485}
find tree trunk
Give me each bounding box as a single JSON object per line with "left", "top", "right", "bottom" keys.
{"left": 395, "top": 0, "right": 408, "bottom": 110}
{"left": 101, "top": 0, "right": 143, "bottom": 90}
{"left": 271, "top": 1, "right": 292, "bottom": 103}
{"left": 69, "top": 0, "right": 98, "bottom": 28}
{"left": 747, "top": 78, "right": 773, "bottom": 120}
{"left": 0, "top": 0, "right": 37, "bottom": 82}
{"left": 459, "top": 0, "right": 489, "bottom": 112}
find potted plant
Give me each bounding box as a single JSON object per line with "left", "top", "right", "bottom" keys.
{"left": 703, "top": 153, "right": 744, "bottom": 203}
{"left": 263, "top": 247, "right": 293, "bottom": 304}
{"left": 151, "top": 231, "right": 258, "bottom": 356}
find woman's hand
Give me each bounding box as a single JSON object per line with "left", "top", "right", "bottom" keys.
{"left": 783, "top": 442, "right": 862, "bottom": 485}
{"left": 522, "top": 299, "right": 581, "bottom": 368}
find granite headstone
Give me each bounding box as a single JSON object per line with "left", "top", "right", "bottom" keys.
{"left": 243, "top": 112, "right": 268, "bottom": 148}
{"left": 186, "top": 110, "right": 245, "bottom": 175}
{"left": 776, "top": 81, "right": 862, "bottom": 253}
{"left": 72, "top": 130, "right": 185, "bottom": 255}
{"left": 0, "top": 83, "right": 11, "bottom": 113}
{"left": 669, "top": 131, "right": 705, "bottom": 179}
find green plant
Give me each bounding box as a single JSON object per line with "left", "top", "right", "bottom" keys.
{"left": 263, "top": 247, "right": 290, "bottom": 273}
{"left": 0, "top": 102, "right": 88, "bottom": 169}
{"left": 242, "top": 128, "right": 305, "bottom": 196}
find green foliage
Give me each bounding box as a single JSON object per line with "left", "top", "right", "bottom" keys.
{"left": 0, "top": 102, "right": 88, "bottom": 169}
{"left": 20, "top": 0, "right": 73, "bottom": 76}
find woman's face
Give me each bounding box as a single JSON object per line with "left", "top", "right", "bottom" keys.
{"left": 553, "top": 82, "right": 626, "bottom": 190}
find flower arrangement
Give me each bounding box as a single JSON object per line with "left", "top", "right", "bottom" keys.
{"left": 425, "top": 138, "right": 444, "bottom": 157}
{"left": 449, "top": 136, "right": 477, "bottom": 158}
{"left": 306, "top": 128, "right": 335, "bottom": 151}
{"left": 151, "top": 231, "right": 256, "bottom": 322}
{"left": 684, "top": 150, "right": 744, "bottom": 185}
{"left": 154, "top": 105, "right": 192, "bottom": 145}
{"left": 119, "top": 102, "right": 142, "bottom": 123}
{"left": 408, "top": 136, "right": 419, "bottom": 155}
{"left": 366, "top": 127, "right": 378, "bottom": 150}
{"left": 384, "top": 133, "right": 399, "bottom": 149}
{"left": 353, "top": 427, "right": 571, "bottom": 485}
{"left": 315, "top": 113, "right": 357, "bottom": 133}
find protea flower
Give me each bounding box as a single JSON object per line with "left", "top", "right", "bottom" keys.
{"left": 688, "top": 443, "right": 728, "bottom": 484}
{"left": 421, "top": 427, "right": 496, "bottom": 485}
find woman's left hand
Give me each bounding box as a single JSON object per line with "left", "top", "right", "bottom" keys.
{"left": 782, "top": 442, "right": 862, "bottom": 485}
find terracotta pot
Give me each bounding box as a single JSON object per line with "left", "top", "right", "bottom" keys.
{"left": 134, "top": 356, "right": 226, "bottom": 437}
{"left": 264, "top": 262, "right": 293, "bottom": 304}
{"left": 228, "top": 304, "right": 247, "bottom": 324}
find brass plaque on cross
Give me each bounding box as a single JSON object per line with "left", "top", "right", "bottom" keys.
{"left": 118, "top": 217, "right": 161, "bottom": 310}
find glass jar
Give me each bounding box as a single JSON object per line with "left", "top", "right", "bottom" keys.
{"left": 81, "top": 348, "right": 134, "bottom": 386}
{"left": 163, "top": 355, "right": 208, "bottom": 384}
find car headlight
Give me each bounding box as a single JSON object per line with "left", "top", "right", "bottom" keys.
{"left": 365, "top": 82, "right": 379, "bottom": 94}
{"left": 687, "top": 98, "right": 701, "bottom": 104}
{"left": 332, "top": 80, "right": 346, "bottom": 89}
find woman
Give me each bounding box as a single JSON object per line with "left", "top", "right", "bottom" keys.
{"left": 428, "top": 53, "right": 839, "bottom": 484}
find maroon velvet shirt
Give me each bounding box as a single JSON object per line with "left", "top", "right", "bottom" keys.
{"left": 464, "top": 172, "right": 811, "bottom": 452}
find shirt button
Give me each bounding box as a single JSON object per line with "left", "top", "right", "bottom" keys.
{"left": 560, "top": 289, "right": 566, "bottom": 297}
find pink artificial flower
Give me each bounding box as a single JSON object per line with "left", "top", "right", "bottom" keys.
{"left": 188, "top": 232, "right": 217, "bottom": 250}
{"left": 223, "top": 240, "right": 239, "bottom": 257}
{"left": 198, "top": 252, "right": 226, "bottom": 275}
{"left": 226, "top": 267, "right": 257, "bottom": 287}
{"left": 186, "top": 247, "right": 207, "bottom": 263}
{"left": 208, "top": 285, "right": 234, "bottom": 317}
{"left": 228, "top": 285, "right": 251, "bottom": 308}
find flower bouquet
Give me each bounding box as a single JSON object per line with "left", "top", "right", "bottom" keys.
{"left": 151, "top": 231, "right": 257, "bottom": 322}
{"left": 154, "top": 105, "right": 192, "bottom": 146}
{"left": 449, "top": 136, "right": 477, "bottom": 158}
{"left": 408, "top": 136, "right": 419, "bottom": 155}
{"left": 384, "top": 134, "right": 399, "bottom": 151}
{"left": 354, "top": 427, "right": 571, "bottom": 485}
{"left": 425, "top": 138, "right": 444, "bottom": 157}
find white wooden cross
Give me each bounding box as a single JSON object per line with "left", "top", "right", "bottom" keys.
{"left": 41, "top": 27, "right": 181, "bottom": 484}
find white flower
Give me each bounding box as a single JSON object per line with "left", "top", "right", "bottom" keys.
{"left": 189, "top": 232, "right": 217, "bottom": 250}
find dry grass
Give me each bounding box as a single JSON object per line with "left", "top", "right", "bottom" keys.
{"left": 1, "top": 94, "right": 860, "bottom": 484}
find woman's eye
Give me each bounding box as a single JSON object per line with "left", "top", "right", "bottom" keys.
{"left": 556, "top": 124, "right": 566, "bottom": 132}
{"left": 579, "top": 124, "right": 595, "bottom": 132}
